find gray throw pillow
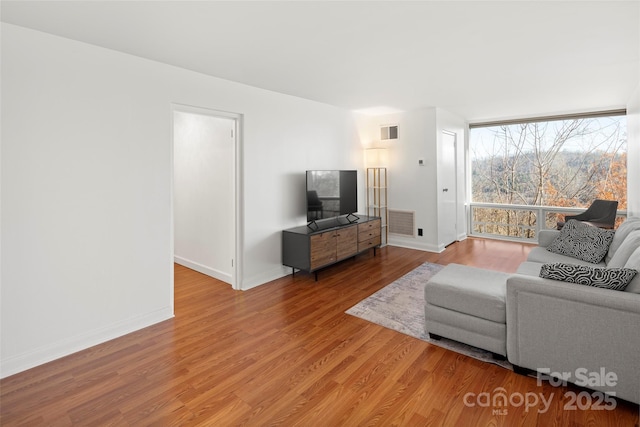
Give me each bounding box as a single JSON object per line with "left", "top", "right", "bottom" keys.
{"left": 540, "top": 263, "right": 637, "bottom": 291}
{"left": 547, "top": 220, "right": 615, "bottom": 263}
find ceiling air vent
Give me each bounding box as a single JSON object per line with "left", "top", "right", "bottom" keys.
{"left": 380, "top": 125, "right": 398, "bottom": 141}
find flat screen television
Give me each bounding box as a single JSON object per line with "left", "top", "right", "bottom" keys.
{"left": 306, "top": 170, "right": 358, "bottom": 223}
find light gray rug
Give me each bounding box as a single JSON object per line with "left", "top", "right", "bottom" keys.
{"left": 346, "top": 262, "right": 512, "bottom": 370}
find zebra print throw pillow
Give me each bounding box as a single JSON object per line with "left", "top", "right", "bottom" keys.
{"left": 540, "top": 263, "right": 638, "bottom": 291}
{"left": 547, "top": 220, "right": 615, "bottom": 263}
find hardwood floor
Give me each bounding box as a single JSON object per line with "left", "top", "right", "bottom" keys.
{"left": 1, "top": 238, "right": 638, "bottom": 426}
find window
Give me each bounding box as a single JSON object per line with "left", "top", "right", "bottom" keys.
{"left": 469, "top": 112, "right": 627, "bottom": 238}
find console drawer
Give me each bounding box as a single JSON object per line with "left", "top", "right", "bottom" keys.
{"left": 358, "top": 219, "right": 381, "bottom": 242}
{"left": 359, "top": 235, "right": 381, "bottom": 251}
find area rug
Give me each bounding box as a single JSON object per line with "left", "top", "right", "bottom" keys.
{"left": 346, "top": 262, "right": 512, "bottom": 370}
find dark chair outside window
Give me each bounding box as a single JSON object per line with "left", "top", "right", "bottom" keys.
{"left": 557, "top": 199, "right": 619, "bottom": 230}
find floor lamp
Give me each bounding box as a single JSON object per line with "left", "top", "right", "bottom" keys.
{"left": 365, "top": 148, "right": 388, "bottom": 246}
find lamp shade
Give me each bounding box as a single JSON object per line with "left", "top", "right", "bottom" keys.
{"left": 365, "top": 148, "right": 389, "bottom": 168}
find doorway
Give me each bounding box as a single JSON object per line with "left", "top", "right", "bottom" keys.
{"left": 172, "top": 104, "right": 241, "bottom": 289}
{"left": 439, "top": 130, "right": 458, "bottom": 248}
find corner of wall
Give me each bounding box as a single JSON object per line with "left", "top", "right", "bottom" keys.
{"left": 241, "top": 266, "right": 292, "bottom": 291}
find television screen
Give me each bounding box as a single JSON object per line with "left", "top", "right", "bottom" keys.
{"left": 306, "top": 170, "right": 357, "bottom": 222}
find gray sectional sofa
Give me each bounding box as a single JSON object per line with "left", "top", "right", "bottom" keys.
{"left": 507, "top": 217, "right": 640, "bottom": 405}
{"left": 425, "top": 217, "right": 640, "bottom": 405}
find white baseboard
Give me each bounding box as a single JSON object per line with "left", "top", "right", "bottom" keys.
{"left": 388, "top": 234, "right": 468, "bottom": 253}
{"left": 0, "top": 306, "right": 173, "bottom": 379}
{"left": 388, "top": 237, "right": 442, "bottom": 253}
{"left": 241, "top": 265, "right": 291, "bottom": 290}
{"left": 174, "top": 255, "right": 232, "bottom": 285}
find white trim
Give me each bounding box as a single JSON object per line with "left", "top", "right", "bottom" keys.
{"left": 468, "top": 108, "right": 627, "bottom": 128}
{"left": 387, "top": 240, "right": 442, "bottom": 253}
{"left": 174, "top": 256, "right": 233, "bottom": 285}
{"left": 234, "top": 114, "right": 245, "bottom": 291}
{"left": 0, "top": 307, "right": 173, "bottom": 379}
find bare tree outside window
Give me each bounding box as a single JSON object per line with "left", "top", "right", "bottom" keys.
{"left": 470, "top": 115, "right": 627, "bottom": 238}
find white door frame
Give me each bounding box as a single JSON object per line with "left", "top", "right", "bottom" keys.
{"left": 170, "top": 103, "right": 243, "bottom": 291}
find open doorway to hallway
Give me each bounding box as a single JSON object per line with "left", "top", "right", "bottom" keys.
{"left": 172, "top": 105, "right": 240, "bottom": 289}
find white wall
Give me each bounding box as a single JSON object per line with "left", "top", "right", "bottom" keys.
{"left": 368, "top": 109, "right": 437, "bottom": 251}
{"left": 357, "top": 108, "right": 466, "bottom": 252}
{"left": 1, "top": 24, "right": 362, "bottom": 377}
{"left": 392, "top": 108, "right": 439, "bottom": 251}
{"left": 627, "top": 84, "right": 640, "bottom": 217}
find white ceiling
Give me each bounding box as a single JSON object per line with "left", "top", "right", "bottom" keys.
{"left": 2, "top": 1, "right": 639, "bottom": 122}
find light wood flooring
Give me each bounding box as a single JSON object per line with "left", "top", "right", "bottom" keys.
{"left": 1, "top": 238, "right": 638, "bottom": 426}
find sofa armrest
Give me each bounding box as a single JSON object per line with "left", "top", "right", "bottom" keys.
{"left": 506, "top": 274, "right": 640, "bottom": 404}
{"left": 537, "top": 229, "right": 559, "bottom": 248}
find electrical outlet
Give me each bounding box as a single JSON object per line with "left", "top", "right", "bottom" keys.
{"left": 418, "top": 228, "right": 423, "bottom": 236}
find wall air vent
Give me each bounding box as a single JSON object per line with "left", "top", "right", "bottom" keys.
{"left": 389, "top": 209, "right": 415, "bottom": 237}
{"left": 380, "top": 125, "right": 398, "bottom": 140}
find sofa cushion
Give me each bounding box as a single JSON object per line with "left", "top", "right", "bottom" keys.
{"left": 547, "top": 220, "right": 614, "bottom": 264}
{"left": 527, "top": 246, "right": 606, "bottom": 267}
{"left": 624, "top": 247, "right": 640, "bottom": 294}
{"left": 607, "top": 230, "right": 640, "bottom": 268}
{"left": 516, "top": 261, "right": 543, "bottom": 276}
{"left": 424, "top": 263, "right": 509, "bottom": 323}
{"left": 537, "top": 229, "right": 560, "bottom": 248}
{"left": 539, "top": 263, "right": 637, "bottom": 291}
{"left": 605, "top": 217, "right": 640, "bottom": 264}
